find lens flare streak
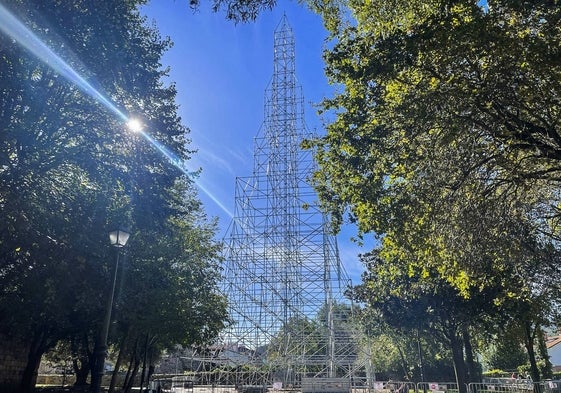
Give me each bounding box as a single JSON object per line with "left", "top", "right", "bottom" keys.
{"left": 139, "top": 130, "right": 234, "bottom": 217}
{"left": 139, "top": 130, "right": 185, "bottom": 173}
{"left": 0, "top": 3, "right": 234, "bottom": 219}
{"left": 0, "top": 3, "right": 127, "bottom": 121}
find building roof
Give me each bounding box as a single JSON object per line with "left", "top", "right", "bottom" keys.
{"left": 546, "top": 335, "right": 561, "bottom": 349}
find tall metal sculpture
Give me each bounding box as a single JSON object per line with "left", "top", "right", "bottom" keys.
{"left": 214, "top": 16, "right": 362, "bottom": 388}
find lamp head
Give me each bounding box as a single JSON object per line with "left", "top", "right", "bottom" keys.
{"left": 109, "top": 229, "right": 130, "bottom": 247}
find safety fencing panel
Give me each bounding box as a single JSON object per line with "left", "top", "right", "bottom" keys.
{"left": 364, "top": 381, "right": 417, "bottom": 393}
{"left": 468, "top": 381, "right": 538, "bottom": 393}
{"left": 418, "top": 381, "right": 460, "bottom": 393}
{"left": 545, "top": 381, "right": 561, "bottom": 393}
{"left": 171, "top": 376, "right": 195, "bottom": 393}
{"left": 301, "top": 378, "right": 351, "bottom": 393}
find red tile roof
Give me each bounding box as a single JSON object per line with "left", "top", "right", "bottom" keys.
{"left": 546, "top": 335, "right": 561, "bottom": 349}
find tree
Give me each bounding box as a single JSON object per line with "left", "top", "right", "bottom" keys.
{"left": 305, "top": 0, "right": 561, "bottom": 374}
{"left": 187, "top": 0, "right": 276, "bottom": 22}
{"left": 483, "top": 325, "right": 528, "bottom": 374}
{"left": 0, "top": 1, "right": 227, "bottom": 392}
{"left": 358, "top": 312, "right": 455, "bottom": 381}
{"left": 267, "top": 315, "right": 323, "bottom": 367}
{"left": 109, "top": 191, "right": 228, "bottom": 393}
{"left": 353, "top": 249, "right": 497, "bottom": 392}
{"left": 308, "top": 0, "right": 561, "bottom": 289}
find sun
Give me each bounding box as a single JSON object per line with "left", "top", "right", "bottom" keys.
{"left": 126, "top": 118, "right": 143, "bottom": 133}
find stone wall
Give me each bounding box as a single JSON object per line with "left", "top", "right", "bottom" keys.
{"left": 0, "top": 334, "right": 31, "bottom": 393}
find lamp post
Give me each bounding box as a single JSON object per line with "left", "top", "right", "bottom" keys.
{"left": 91, "top": 229, "right": 130, "bottom": 393}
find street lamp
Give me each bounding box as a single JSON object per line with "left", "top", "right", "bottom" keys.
{"left": 91, "top": 229, "right": 130, "bottom": 393}
{"left": 109, "top": 229, "right": 130, "bottom": 248}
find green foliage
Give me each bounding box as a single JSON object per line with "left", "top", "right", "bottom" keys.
{"left": 0, "top": 0, "right": 227, "bottom": 388}
{"left": 482, "top": 328, "right": 527, "bottom": 372}
{"left": 483, "top": 369, "right": 511, "bottom": 378}
{"left": 186, "top": 0, "right": 276, "bottom": 22}
{"left": 267, "top": 315, "right": 322, "bottom": 366}
{"left": 307, "top": 0, "right": 561, "bottom": 386}
{"left": 309, "top": 0, "right": 561, "bottom": 291}
{"left": 358, "top": 309, "right": 456, "bottom": 381}
{"left": 264, "top": 302, "right": 358, "bottom": 377}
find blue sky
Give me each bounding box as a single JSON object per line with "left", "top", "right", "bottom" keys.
{"left": 140, "top": 0, "right": 369, "bottom": 283}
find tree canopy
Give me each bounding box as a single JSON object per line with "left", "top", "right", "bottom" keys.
{"left": 309, "top": 0, "right": 561, "bottom": 294}
{"left": 306, "top": 0, "right": 561, "bottom": 387}
{"left": 0, "top": 1, "right": 228, "bottom": 391}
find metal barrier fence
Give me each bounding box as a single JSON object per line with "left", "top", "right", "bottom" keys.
{"left": 145, "top": 380, "right": 561, "bottom": 393}
{"left": 302, "top": 378, "right": 351, "bottom": 393}
{"left": 417, "top": 382, "right": 460, "bottom": 393}
{"left": 467, "top": 381, "right": 536, "bottom": 393}
{"left": 346, "top": 381, "right": 418, "bottom": 393}
{"left": 544, "top": 381, "right": 561, "bottom": 393}
{"left": 366, "top": 381, "right": 417, "bottom": 393}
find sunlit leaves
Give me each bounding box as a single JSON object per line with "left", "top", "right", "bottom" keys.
{"left": 309, "top": 0, "right": 561, "bottom": 292}
{"left": 0, "top": 2, "right": 227, "bottom": 380}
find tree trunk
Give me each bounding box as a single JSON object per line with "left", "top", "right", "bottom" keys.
{"left": 146, "top": 365, "right": 155, "bottom": 393}
{"left": 537, "top": 329, "right": 553, "bottom": 380}
{"left": 462, "top": 328, "right": 480, "bottom": 383}
{"left": 123, "top": 338, "right": 141, "bottom": 393}
{"left": 396, "top": 342, "right": 410, "bottom": 380}
{"left": 73, "top": 357, "right": 90, "bottom": 387}
{"left": 450, "top": 332, "right": 467, "bottom": 393}
{"left": 122, "top": 338, "right": 138, "bottom": 392}
{"left": 18, "top": 329, "right": 49, "bottom": 393}
{"left": 109, "top": 331, "right": 129, "bottom": 393}
{"left": 523, "top": 321, "right": 541, "bottom": 389}
{"left": 72, "top": 334, "right": 91, "bottom": 387}
{"left": 90, "top": 335, "right": 106, "bottom": 393}
{"left": 122, "top": 353, "right": 133, "bottom": 392}
{"left": 123, "top": 358, "right": 140, "bottom": 393}
{"left": 139, "top": 334, "right": 149, "bottom": 392}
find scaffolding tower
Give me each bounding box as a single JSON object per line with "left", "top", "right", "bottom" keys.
{"left": 204, "top": 16, "right": 366, "bottom": 389}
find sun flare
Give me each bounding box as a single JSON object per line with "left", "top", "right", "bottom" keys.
{"left": 126, "top": 118, "right": 143, "bottom": 133}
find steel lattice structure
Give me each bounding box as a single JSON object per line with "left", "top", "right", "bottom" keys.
{"left": 194, "top": 17, "right": 370, "bottom": 389}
